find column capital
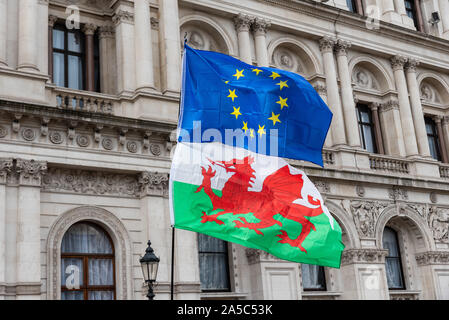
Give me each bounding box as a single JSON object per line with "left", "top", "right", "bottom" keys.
{"left": 15, "top": 159, "right": 47, "bottom": 187}
{"left": 341, "top": 248, "right": 389, "bottom": 266}
{"left": 334, "top": 39, "right": 351, "bottom": 56}
{"left": 98, "top": 25, "right": 115, "bottom": 39}
{"left": 234, "top": 13, "right": 254, "bottom": 33}
{"left": 390, "top": 55, "right": 407, "bottom": 71}
{"left": 0, "top": 158, "right": 13, "bottom": 184}
{"left": 82, "top": 23, "right": 98, "bottom": 36}
{"left": 442, "top": 116, "right": 449, "bottom": 126}
{"left": 252, "top": 17, "right": 271, "bottom": 36}
{"left": 313, "top": 83, "right": 327, "bottom": 95}
{"left": 48, "top": 15, "right": 58, "bottom": 27}
{"left": 433, "top": 114, "right": 443, "bottom": 123}
{"left": 319, "top": 36, "right": 336, "bottom": 53}
{"left": 138, "top": 171, "right": 169, "bottom": 197}
{"left": 405, "top": 58, "right": 420, "bottom": 73}
{"left": 112, "top": 10, "right": 134, "bottom": 26}
{"left": 369, "top": 102, "right": 381, "bottom": 111}
{"left": 379, "top": 99, "right": 400, "bottom": 113}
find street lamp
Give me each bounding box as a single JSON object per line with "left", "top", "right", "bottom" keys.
{"left": 140, "top": 240, "right": 160, "bottom": 300}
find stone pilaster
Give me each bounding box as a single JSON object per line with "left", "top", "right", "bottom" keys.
{"left": 335, "top": 39, "right": 361, "bottom": 148}
{"left": 0, "top": 159, "right": 13, "bottom": 290}
{"left": 17, "top": 0, "right": 39, "bottom": 72}
{"left": 82, "top": 23, "right": 98, "bottom": 92}
{"left": 252, "top": 17, "right": 270, "bottom": 67}
{"left": 434, "top": 116, "right": 448, "bottom": 163}
{"left": 234, "top": 14, "right": 254, "bottom": 64}
{"left": 0, "top": 0, "right": 8, "bottom": 67}
{"left": 134, "top": 0, "right": 154, "bottom": 90}
{"left": 319, "top": 36, "right": 346, "bottom": 146}
{"left": 391, "top": 55, "right": 419, "bottom": 157}
{"left": 379, "top": 99, "right": 406, "bottom": 156}
{"left": 370, "top": 102, "right": 385, "bottom": 155}
{"left": 98, "top": 26, "right": 116, "bottom": 94}
{"left": 439, "top": 0, "right": 449, "bottom": 39}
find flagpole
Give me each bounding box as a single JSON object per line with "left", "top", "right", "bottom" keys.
{"left": 170, "top": 33, "right": 188, "bottom": 301}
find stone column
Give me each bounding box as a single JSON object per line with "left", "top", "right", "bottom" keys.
{"left": 335, "top": 39, "right": 361, "bottom": 148}
{"left": 435, "top": 117, "right": 449, "bottom": 163}
{"left": 252, "top": 18, "right": 270, "bottom": 67}
{"left": 439, "top": 0, "right": 449, "bottom": 39}
{"left": 0, "top": 0, "right": 8, "bottom": 67}
{"left": 355, "top": 0, "right": 364, "bottom": 14}
{"left": 134, "top": 0, "right": 154, "bottom": 90}
{"left": 17, "top": 0, "right": 39, "bottom": 72}
{"left": 391, "top": 55, "right": 419, "bottom": 157}
{"left": 0, "top": 159, "right": 12, "bottom": 296}
{"left": 113, "top": 9, "right": 136, "bottom": 95}
{"left": 37, "top": 0, "right": 49, "bottom": 75}
{"left": 370, "top": 103, "right": 385, "bottom": 154}
{"left": 405, "top": 59, "right": 431, "bottom": 158}
{"left": 234, "top": 14, "right": 254, "bottom": 65}
{"left": 159, "top": 0, "right": 182, "bottom": 94}
{"left": 319, "top": 36, "right": 347, "bottom": 146}
{"left": 83, "top": 23, "right": 97, "bottom": 92}
{"left": 48, "top": 15, "right": 58, "bottom": 83}
{"left": 99, "top": 26, "right": 116, "bottom": 95}
{"left": 413, "top": 0, "right": 425, "bottom": 32}
{"left": 379, "top": 100, "right": 406, "bottom": 157}
{"left": 442, "top": 117, "right": 449, "bottom": 162}
{"left": 15, "top": 159, "right": 47, "bottom": 299}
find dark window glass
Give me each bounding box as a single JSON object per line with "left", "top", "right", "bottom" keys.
{"left": 61, "top": 222, "right": 115, "bottom": 300}
{"left": 302, "top": 264, "right": 326, "bottom": 291}
{"left": 356, "top": 104, "right": 378, "bottom": 153}
{"left": 404, "top": 0, "right": 419, "bottom": 29}
{"left": 383, "top": 227, "right": 405, "bottom": 290}
{"left": 425, "top": 117, "right": 442, "bottom": 161}
{"left": 198, "top": 234, "right": 230, "bottom": 292}
{"left": 346, "top": 0, "right": 357, "bottom": 13}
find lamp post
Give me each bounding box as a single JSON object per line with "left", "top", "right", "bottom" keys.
{"left": 140, "top": 240, "right": 160, "bottom": 300}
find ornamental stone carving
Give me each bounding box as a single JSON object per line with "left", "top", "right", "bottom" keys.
{"left": 341, "top": 249, "right": 389, "bottom": 266}
{"left": 314, "top": 180, "right": 330, "bottom": 194}
{"left": 390, "top": 55, "right": 407, "bottom": 71}
{"left": 0, "top": 158, "right": 13, "bottom": 184}
{"left": 427, "top": 206, "right": 449, "bottom": 243}
{"left": 150, "top": 144, "right": 161, "bottom": 156}
{"left": 98, "top": 25, "right": 115, "bottom": 39}
{"left": 252, "top": 17, "right": 271, "bottom": 35}
{"left": 126, "top": 141, "right": 138, "bottom": 153}
{"left": 356, "top": 185, "right": 365, "bottom": 197}
{"left": 405, "top": 58, "right": 419, "bottom": 73}
{"left": 415, "top": 251, "right": 449, "bottom": 266}
{"left": 112, "top": 10, "right": 134, "bottom": 25}
{"left": 234, "top": 13, "right": 254, "bottom": 32}
{"left": 350, "top": 200, "right": 389, "bottom": 238}
{"left": 379, "top": 100, "right": 400, "bottom": 113}
{"left": 138, "top": 171, "right": 169, "bottom": 197}
{"left": 82, "top": 23, "right": 97, "bottom": 36}
{"left": 22, "top": 128, "right": 36, "bottom": 141}
{"left": 319, "top": 36, "right": 335, "bottom": 53}
{"left": 334, "top": 39, "right": 351, "bottom": 56}
{"left": 102, "top": 137, "right": 114, "bottom": 150}
{"left": 245, "top": 248, "right": 279, "bottom": 264}
{"left": 76, "top": 135, "right": 90, "bottom": 147}
{"left": 42, "top": 168, "right": 140, "bottom": 197}
{"left": 15, "top": 159, "right": 48, "bottom": 186}
{"left": 49, "top": 131, "right": 64, "bottom": 144}
{"left": 388, "top": 186, "right": 408, "bottom": 200}
{"left": 0, "top": 125, "right": 7, "bottom": 138}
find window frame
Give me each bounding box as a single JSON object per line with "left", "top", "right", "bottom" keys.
{"left": 52, "top": 23, "right": 86, "bottom": 90}
{"left": 197, "top": 234, "right": 231, "bottom": 293}
{"left": 404, "top": 0, "right": 419, "bottom": 29}
{"left": 383, "top": 226, "right": 406, "bottom": 291}
{"left": 301, "top": 264, "right": 327, "bottom": 292}
{"left": 425, "top": 116, "right": 442, "bottom": 161}
{"left": 60, "top": 222, "right": 116, "bottom": 300}
{"left": 356, "top": 103, "right": 378, "bottom": 154}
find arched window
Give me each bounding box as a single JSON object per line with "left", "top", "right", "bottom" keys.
{"left": 198, "top": 234, "right": 230, "bottom": 292}
{"left": 61, "top": 222, "right": 115, "bottom": 300}
{"left": 301, "top": 264, "right": 326, "bottom": 291}
{"left": 382, "top": 227, "right": 405, "bottom": 290}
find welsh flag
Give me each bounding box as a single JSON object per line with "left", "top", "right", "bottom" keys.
{"left": 169, "top": 45, "right": 344, "bottom": 268}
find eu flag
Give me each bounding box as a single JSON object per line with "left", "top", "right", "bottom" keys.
{"left": 179, "top": 44, "right": 332, "bottom": 166}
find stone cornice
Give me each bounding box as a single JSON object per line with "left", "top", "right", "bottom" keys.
{"left": 415, "top": 251, "right": 449, "bottom": 266}
{"left": 341, "top": 248, "right": 389, "bottom": 266}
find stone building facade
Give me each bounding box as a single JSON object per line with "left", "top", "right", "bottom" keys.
{"left": 0, "top": 0, "right": 448, "bottom": 300}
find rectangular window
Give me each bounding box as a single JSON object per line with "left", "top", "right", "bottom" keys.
{"left": 356, "top": 104, "right": 378, "bottom": 153}
{"left": 198, "top": 234, "right": 231, "bottom": 292}
{"left": 346, "top": 0, "right": 357, "bottom": 13}
{"left": 301, "top": 264, "right": 326, "bottom": 291}
{"left": 383, "top": 227, "right": 406, "bottom": 290}
{"left": 404, "top": 0, "right": 419, "bottom": 29}
{"left": 425, "top": 117, "right": 442, "bottom": 161}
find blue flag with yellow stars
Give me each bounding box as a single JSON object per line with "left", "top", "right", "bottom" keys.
{"left": 178, "top": 44, "right": 332, "bottom": 166}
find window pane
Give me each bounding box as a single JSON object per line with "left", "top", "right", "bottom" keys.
{"left": 385, "top": 258, "right": 405, "bottom": 289}
{"left": 198, "top": 234, "right": 227, "bottom": 253}
{"left": 53, "top": 52, "right": 65, "bottom": 87}
{"left": 61, "top": 223, "right": 113, "bottom": 254}
{"left": 362, "top": 125, "right": 376, "bottom": 153}
{"left": 383, "top": 227, "right": 400, "bottom": 256}
{"left": 199, "top": 253, "right": 230, "bottom": 291}
{"left": 88, "top": 291, "right": 114, "bottom": 300}
{"left": 61, "top": 291, "right": 84, "bottom": 300}
{"left": 302, "top": 264, "right": 326, "bottom": 290}
{"left": 88, "top": 259, "right": 114, "bottom": 285}
{"left": 68, "top": 55, "right": 83, "bottom": 90}
{"left": 346, "top": 0, "right": 356, "bottom": 12}
{"left": 68, "top": 32, "right": 82, "bottom": 53}
{"left": 428, "top": 137, "right": 439, "bottom": 160}
{"left": 61, "top": 258, "right": 84, "bottom": 288}
{"left": 53, "top": 29, "right": 64, "bottom": 50}
{"left": 360, "top": 109, "right": 371, "bottom": 123}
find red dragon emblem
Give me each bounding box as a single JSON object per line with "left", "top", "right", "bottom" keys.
{"left": 195, "top": 156, "right": 325, "bottom": 253}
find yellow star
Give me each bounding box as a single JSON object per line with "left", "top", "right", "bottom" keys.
{"left": 269, "top": 72, "right": 281, "bottom": 80}
{"left": 242, "top": 121, "right": 249, "bottom": 133}
{"left": 276, "top": 80, "right": 289, "bottom": 90}
{"left": 224, "top": 80, "right": 229, "bottom": 84}
{"left": 227, "top": 89, "right": 238, "bottom": 102}
{"left": 249, "top": 128, "right": 255, "bottom": 139}
{"left": 257, "top": 125, "right": 266, "bottom": 137}
{"left": 230, "top": 106, "right": 242, "bottom": 119}
{"left": 252, "top": 68, "right": 263, "bottom": 75}
{"left": 233, "top": 69, "right": 245, "bottom": 80}
{"left": 268, "top": 112, "right": 281, "bottom": 126}
{"left": 276, "top": 96, "right": 288, "bottom": 110}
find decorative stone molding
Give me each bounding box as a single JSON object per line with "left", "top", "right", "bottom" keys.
{"left": 150, "top": 17, "right": 159, "bottom": 30}
{"left": 245, "top": 248, "right": 279, "bottom": 264}
{"left": 46, "top": 206, "right": 133, "bottom": 300}
{"left": 0, "top": 125, "right": 7, "bottom": 138}
{"left": 15, "top": 159, "right": 47, "bottom": 186}
{"left": 319, "top": 36, "right": 335, "bottom": 53}
{"left": 48, "top": 15, "right": 58, "bottom": 27}
{"left": 405, "top": 58, "right": 419, "bottom": 73}
{"left": 42, "top": 167, "right": 140, "bottom": 197}
{"left": 350, "top": 201, "right": 390, "bottom": 238}
{"left": 252, "top": 17, "right": 271, "bottom": 36}
{"left": 389, "top": 291, "right": 420, "bottom": 300}
{"left": 430, "top": 192, "right": 437, "bottom": 204}
{"left": 82, "top": 23, "right": 97, "bottom": 36}
{"left": 390, "top": 55, "right": 407, "bottom": 71}
{"left": 341, "top": 248, "right": 389, "bottom": 266}
{"left": 76, "top": 134, "right": 90, "bottom": 147}
{"left": 21, "top": 128, "right": 36, "bottom": 141}
{"left": 356, "top": 185, "right": 365, "bottom": 197}
{"left": 415, "top": 251, "right": 449, "bottom": 266}
{"left": 334, "top": 39, "right": 351, "bottom": 56}
{"left": 112, "top": 10, "right": 134, "bottom": 25}
{"left": 0, "top": 158, "right": 13, "bottom": 184}
{"left": 138, "top": 171, "right": 169, "bottom": 197}
{"left": 313, "top": 180, "right": 330, "bottom": 194}
{"left": 98, "top": 25, "right": 115, "bottom": 39}
{"left": 427, "top": 206, "right": 449, "bottom": 243}
{"left": 313, "top": 84, "right": 327, "bottom": 95}
{"left": 234, "top": 13, "right": 254, "bottom": 32}
{"left": 388, "top": 186, "right": 408, "bottom": 200}
{"left": 379, "top": 100, "right": 400, "bottom": 113}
